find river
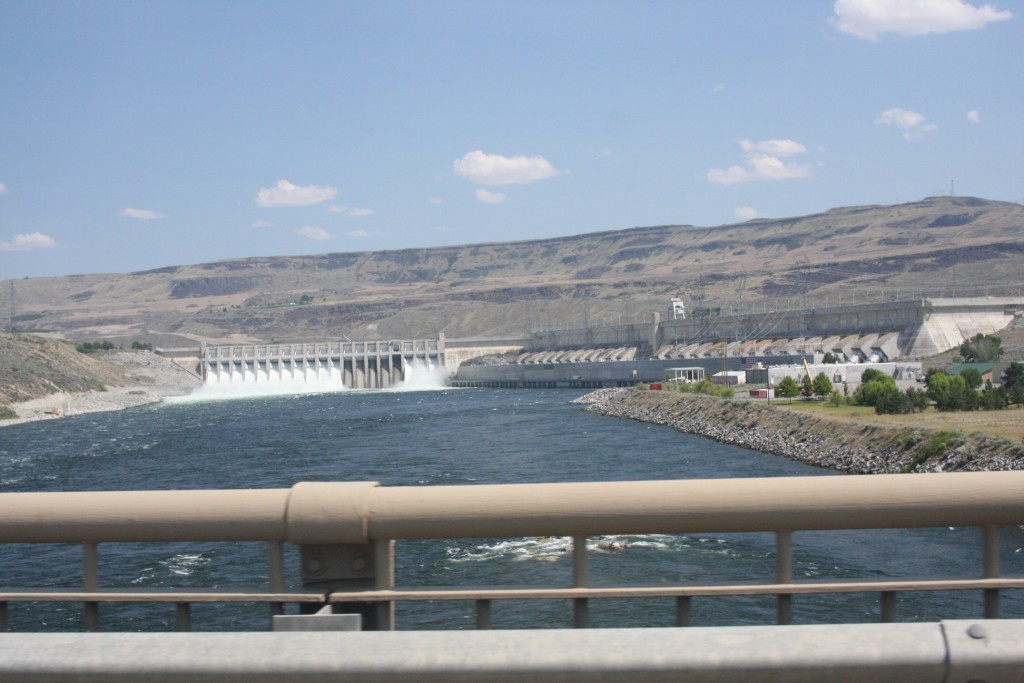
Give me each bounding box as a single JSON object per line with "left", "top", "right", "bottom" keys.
{"left": 1, "top": 387, "right": 1021, "bottom": 631}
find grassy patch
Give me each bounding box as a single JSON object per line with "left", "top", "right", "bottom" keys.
{"left": 903, "top": 431, "right": 961, "bottom": 473}
{"left": 0, "top": 404, "right": 18, "bottom": 420}
{"left": 886, "top": 429, "right": 922, "bottom": 450}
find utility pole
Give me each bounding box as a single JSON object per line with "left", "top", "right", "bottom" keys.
{"left": 8, "top": 281, "right": 14, "bottom": 333}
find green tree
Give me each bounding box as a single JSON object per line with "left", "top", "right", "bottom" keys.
{"left": 959, "top": 367, "right": 983, "bottom": 390}
{"left": 980, "top": 384, "right": 1008, "bottom": 411}
{"left": 800, "top": 374, "right": 813, "bottom": 399}
{"left": 822, "top": 352, "right": 841, "bottom": 364}
{"left": 959, "top": 333, "right": 1002, "bottom": 362}
{"left": 776, "top": 376, "right": 800, "bottom": 403}
{"left": 853, "top": 374, "right": 897, "bottom": 407}
{"left": 812, "top": 372, "right": 833, "bottom": 399}
{"left": 875, "top": 387, "right": 912, "bottom": 415}
{"left": 860, "top": 368, "right": 890, "bottom": 384}
{"left": 1003, "top": 362, "right": 1024, "bottom": 405}
{"left": 904, "top": 387, "right": 930, "bottom": 413}
{"left": 927, "top": 372, "right": 979, "bottom": 412}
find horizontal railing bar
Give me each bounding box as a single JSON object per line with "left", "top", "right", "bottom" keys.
{"left": 2, "top": 621, "right": 1022, "bottom": 682}
{"left": 328, "top": 577, "right": 1024, "bottom": 602}
{"left": 368, "top": 472, "right": 1024, "bottom": 539}
{"left": 0, "top": 589, "right": 326, "bottom": 603}
{"left": 1, "top": 472, "right": 1023, "bottom": 543}
{"left": 4, "top": 577, "right": 1020, "bottom": 605}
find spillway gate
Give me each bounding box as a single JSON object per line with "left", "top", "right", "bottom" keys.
{"left": 202, "top": 338, "right": 445, "bottom": 390}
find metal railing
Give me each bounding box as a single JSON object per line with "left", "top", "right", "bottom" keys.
{"left": 4, "top": 620, "right": 1024, "bottom": 682}
{"left": 1, "top": 472, "right": 1023, "bottom": 632}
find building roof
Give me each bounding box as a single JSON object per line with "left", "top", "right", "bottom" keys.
{"left": 945, "top": 362, "right": 995, "bottom": 376}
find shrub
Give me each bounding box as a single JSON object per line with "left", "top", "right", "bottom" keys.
{"left": 75, "top": 340, "right": 115, "bottom": 354}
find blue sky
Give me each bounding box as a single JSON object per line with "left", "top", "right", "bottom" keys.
{"left": 1, "top": 0, "right": 1021, "bottom": 278}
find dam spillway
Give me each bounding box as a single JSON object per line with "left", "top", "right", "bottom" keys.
{"left": 202, "top": 338, "right": 445, "bottom": 390}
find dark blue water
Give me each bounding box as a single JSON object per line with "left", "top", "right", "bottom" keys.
{"left": 1, "top": 388, "right": 1022, "bottom": 631}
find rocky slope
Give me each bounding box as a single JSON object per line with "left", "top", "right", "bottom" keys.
{"left": 578, "top": 388, "right": 1024, "bottom": 474}
{"left": 5, "top": 196, "right": 1022, "bottom": 347}
{"left": 0, "top": 332, "right": 200, "bottom": 423}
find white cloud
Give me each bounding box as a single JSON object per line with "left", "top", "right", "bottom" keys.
{"left": 707, "top": 138, "right": 813, "bottom": 185}
{"left": 257, "top": 180, "right": 337, "bottom": 207}
{"left": 453, "top": 150, "right": 562, "bottom": 186}
{"left": 876, "top": 107, "right": 939, "bottom": 140}
{"left": 712, "top": 83, "right": 726, "bottom": 93}
{"left": 831, "top": 0, "right": 1012, "bottom": 40}
{"left": 347, "top": 229, "right": 369, "bottom": 238}
{"left": 0, "top": 182, "right": 7, "bottom": 195}
{"left": 967, "top": 109, "right": 982, "bottom": 123}
{"left": 121, "top": 207, "right": 166, "bottom": 220}
{"left": 734, "top": 207, "right": 765, "bottom": 221}
{"left": 429, "top": 197, "right": 443, "bottom": 205}
{"left": 739, "top": 139, "right": 807, "bottom": 157}
{"left": 327, "top": 204, "right": 374, "bottom": 217}
{"left": 475, "top": 188, "right": 507, "bottom": 204}
{"left": 296, "top": 226, "right": 334, "bottom": 240}
{"left": 0, "top": 232, "right": 57, "bottom": 251}
{"left": 251, "top": 219, "right": 272, "bottom": 228}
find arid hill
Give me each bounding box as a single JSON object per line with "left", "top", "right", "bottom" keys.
{"left": 0, "top": 331, "right": 127, "bottom": 403}
{"left": 5, "top": 196, "right": 1022, "bottom": 346}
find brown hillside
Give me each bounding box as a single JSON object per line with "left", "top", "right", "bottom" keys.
{"left": 5, "top": 196, "right": 1022, "bottom": 346}
{"left": 0, "top": 332, "right": 128, "bottom": 403}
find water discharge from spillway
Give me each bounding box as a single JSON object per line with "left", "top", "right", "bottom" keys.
{"left": 170, "top": 357, "right": 450, "bottom": 404}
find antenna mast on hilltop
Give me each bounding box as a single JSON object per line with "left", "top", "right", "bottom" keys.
{"left": 950, "top": 179, "right": 955, "bottom": 197}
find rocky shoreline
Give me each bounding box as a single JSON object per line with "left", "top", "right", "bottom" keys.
{"left": 1, "top": 351, "right": 202, "bottom": 428}
{"left": 575, "top": 388, "right": 1024, "bottom": 474}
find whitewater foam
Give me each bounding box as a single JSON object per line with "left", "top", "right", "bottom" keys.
{"left": 170, "top": 358, "right": 451, "bottom": 403}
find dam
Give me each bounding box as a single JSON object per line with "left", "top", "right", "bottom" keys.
{"left": 202, "top": 337, "right": 445, "bottom": 390}
{"left": 162, "top": 295, "right": 1022, "bottom": 390}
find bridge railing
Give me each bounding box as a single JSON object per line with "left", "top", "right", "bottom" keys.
{"left": 1, "top": 472, "right": 1023, "bottom": 632}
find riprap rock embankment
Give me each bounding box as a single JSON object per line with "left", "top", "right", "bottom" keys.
{"left": 576, "top": 388, "right": 1024, "bottom": 474}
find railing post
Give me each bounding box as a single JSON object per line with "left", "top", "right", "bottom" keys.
{"left": 775, "top": 530, "right": 793, "bottom": 625}
{"left": 175, "top": 603, "right": 191, "bottom": 632}
{"left": 81, "top": 542, "right": 100, "bottom": 632}
{"left": 983, "top": 525, "right": 1000, "bottom": 619}
{"left": 374, "top": 539, "right": 395, "bottom": 631}
{"left": 475, "top": 600, "right": 492, "bottom": 630}
{"left": 675, "top": 596, "right": 692, "bottom": 627}
{"left": 880, "top": 591, "right": 897, "bottom": 623}
{"left": 268, "top": 541, "right": 285, "bottom": 620}
{"left": 300, "top": 540, "right": 394, "bottom": 630}
{"left": 572, "top": 536, "right": 588, "bottom": 628}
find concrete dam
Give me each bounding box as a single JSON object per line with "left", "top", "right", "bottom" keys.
{"left": 202, "top": 338, "right": 445, "bottom": 390}
{"left": 452, "top": 296, "right": 1024, "bottom": 388}
{"left": 165, "top": 295, "right": 1021, "bottom": 391}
